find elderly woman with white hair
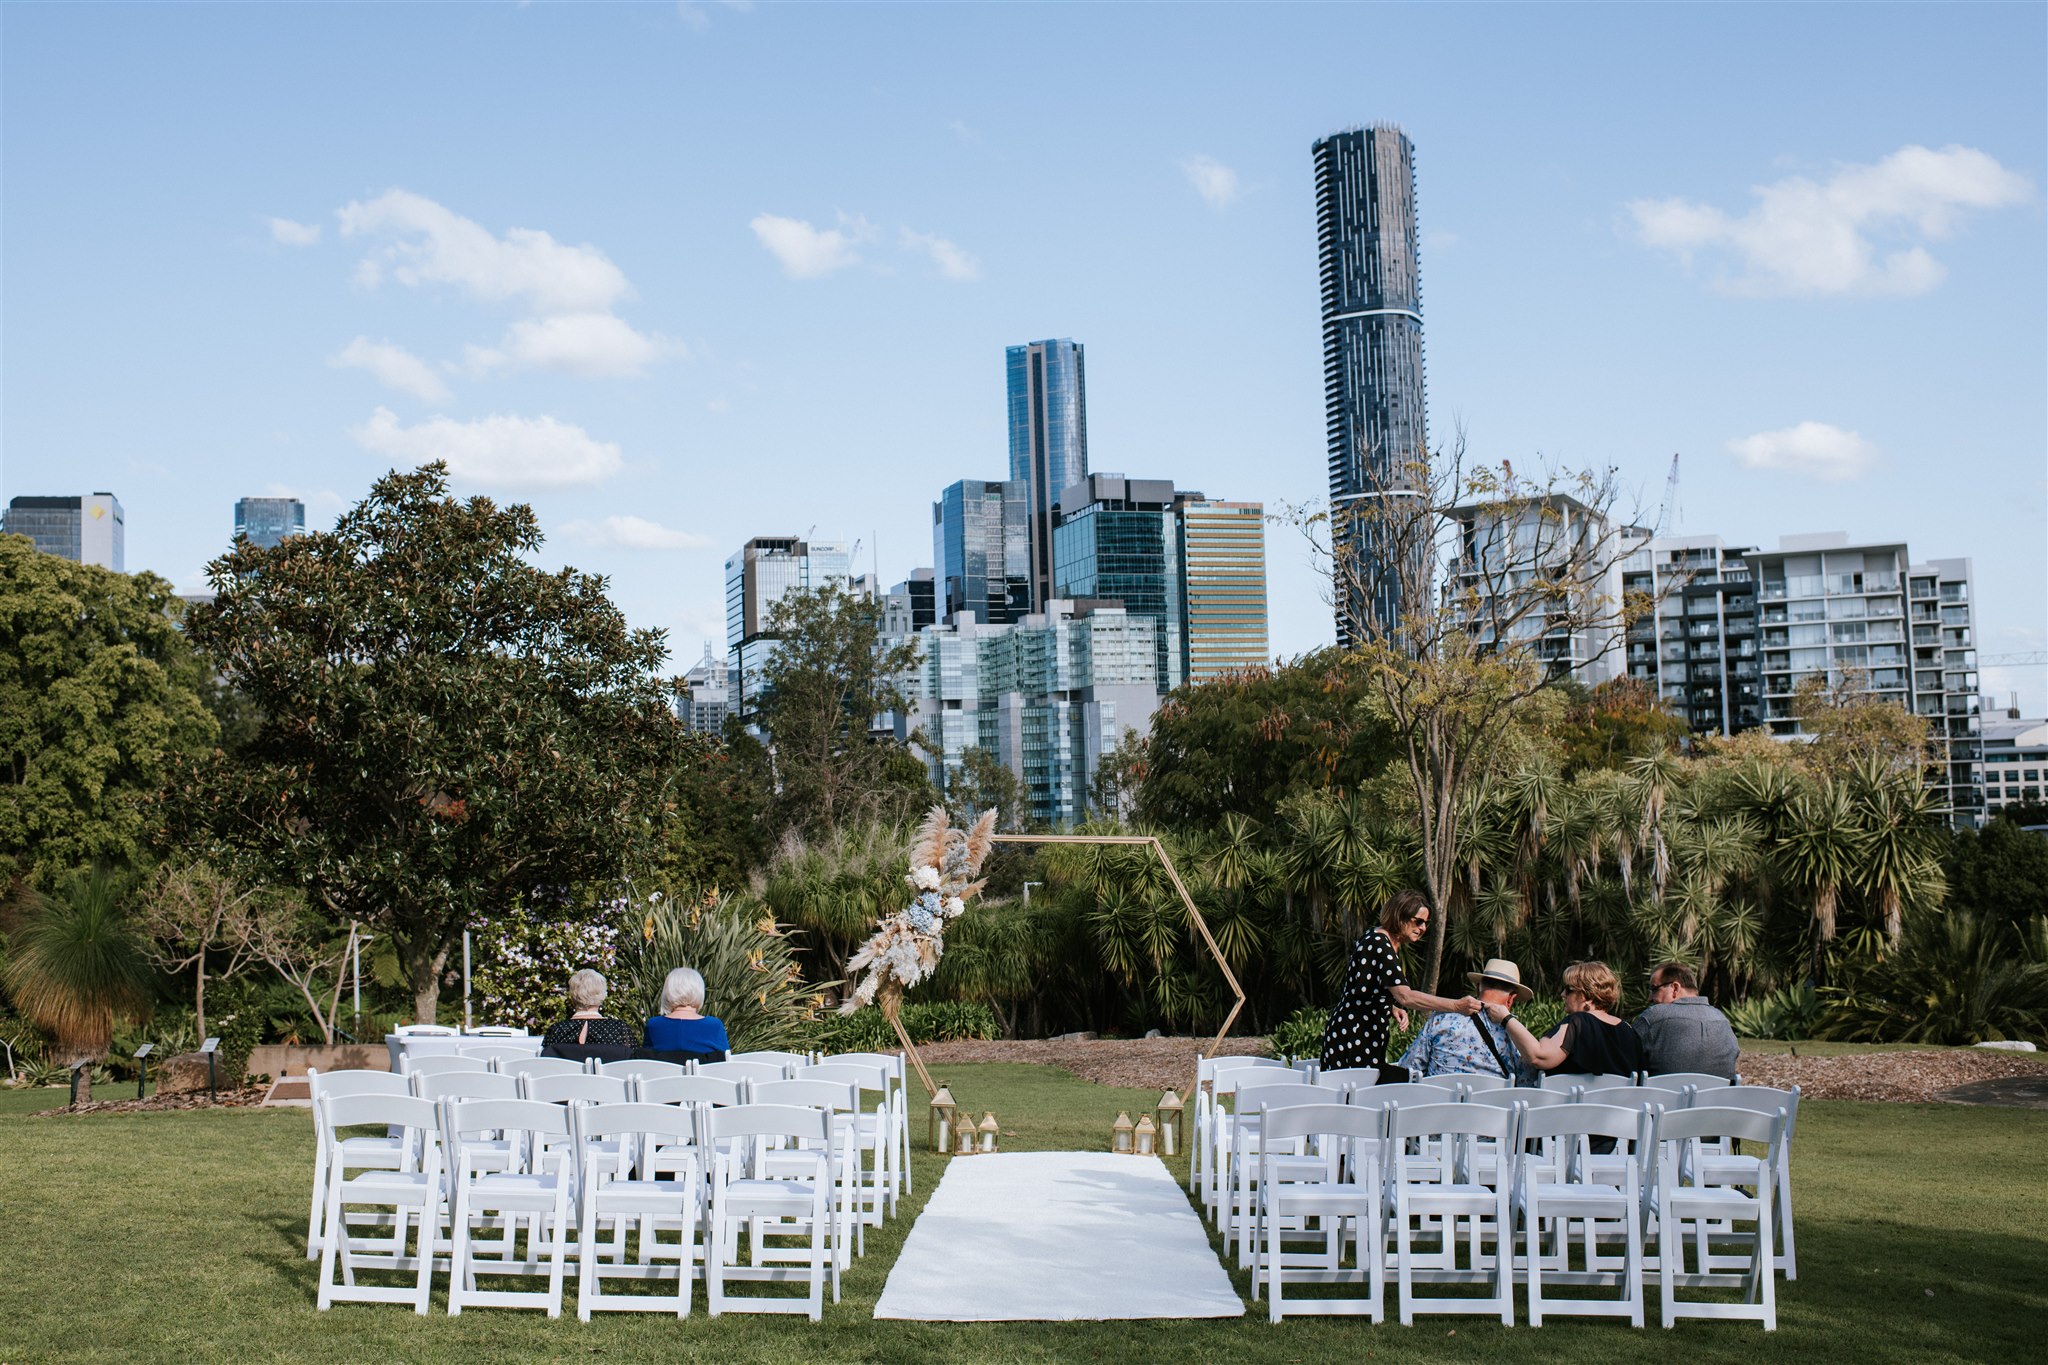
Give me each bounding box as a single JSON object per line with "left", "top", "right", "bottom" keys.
{"left": 641, "top": 966, "right": 730, "bottom": 1058}
{"left": 541, "top": 969, "right": 639, "bottom": 1053}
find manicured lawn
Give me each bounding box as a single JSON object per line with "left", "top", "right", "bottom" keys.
{"left": 1, "top": 1064, "right": 2041, "bottom": 1363}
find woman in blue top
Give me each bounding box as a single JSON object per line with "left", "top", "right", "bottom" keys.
{"left": 642, "top": 966, "right": 731, "bottom": 1058}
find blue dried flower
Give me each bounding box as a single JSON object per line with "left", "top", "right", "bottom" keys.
{"left": 907, "top": 905, "right": 936, "bottom": 934}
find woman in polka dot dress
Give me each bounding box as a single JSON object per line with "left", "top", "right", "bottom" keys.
{"left": 1320, "top": 889, "right": 1483, "bottom": 1081}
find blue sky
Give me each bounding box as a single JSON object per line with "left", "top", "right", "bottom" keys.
{"left": 4, "top": 3, "right": 2043, "bottom": 710}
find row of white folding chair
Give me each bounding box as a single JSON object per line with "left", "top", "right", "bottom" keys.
{"left": 1198, "top": 1059, "right": 1327, "bottom": 1221}
{"left": 1535, "top": 1070, "right": 1737, "bottom": 1091}
{"left": 311, "top": 1088, "right": 857, "bottom": 1322}
{"left": 1254, "top": 1099, "right": 1787, "bottom": 1330}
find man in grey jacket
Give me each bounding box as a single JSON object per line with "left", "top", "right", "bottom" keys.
{"left": 1631, "top": 962, "right": 1740, "bottom": 1079}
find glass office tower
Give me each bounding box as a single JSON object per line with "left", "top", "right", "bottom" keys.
{"left": 1313, "top": 126, "right": 1427, "bottom": 645}
{"left": 723, "top": 536, "right": 854, "bottom": 719}
{"left": 1178, "top": 499, "right": 1269, "bottom": 683}
{"left": 234, "top": 496, "right": 305, "bottom": 549}
{"left": 1053, "top": 475, "right": 1185, "bottom": 694}
{"left": 1006, "top": 338, "right": 1088, "bottom": 610}
{"left": 934, "top": 478, "right": 1032, "bottom": 625}
{"left": 3, "top": 493, "right": 124, "bottom": 570}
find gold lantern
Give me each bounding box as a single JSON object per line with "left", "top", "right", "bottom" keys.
{"left": 1157, "top": 1089, "right": 1184, "bottom": 1157}
{"left": 1134, "top": 1113, "right": 1158, "bottom": 1157}
{"left": 978, "top": 1111, "right": 1000, "bottom": 1154}
{"left": 954, "top": 1116, "right": 978, "bottom": 1156}
{"left": 1111, "top": 1110, "right": 1135, "bottom": 1155}
{"left": 929, "top": 1084, "right": 957, "bottom": 1153}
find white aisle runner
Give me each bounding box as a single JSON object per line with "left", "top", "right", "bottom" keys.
{"left": 874, "top": 1151, "right": 1245, "bottom": 1321}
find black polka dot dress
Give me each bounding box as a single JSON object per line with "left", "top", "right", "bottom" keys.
{"left": 1320, "top": 929, "right": 1406, "bottom": 1070}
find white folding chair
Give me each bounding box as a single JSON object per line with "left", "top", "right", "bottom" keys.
{"left": 1194, "top": 1056, "right": 1291, "bottom": 1198}
{"left": 313, "top": 1092, "right": 442, "bottom": 1315}
{"left": 305, "top": 1068, "right": 410, "bottom": 1259}
{"left": 1447, "top": 1072, "right": 1512, "bottom": 1093}
{"left": 1412, "top": 1074, "right": 1471, "bottom": 1095}
{"left": 731, "top": 1050, "right": 815, "bottom": 1070}
{"left": 503, "top": 1056, "right": 589, "bottom": 1082}
{"left": 465, "top": 1026, "right": 526, "bottom": 1038}
{"left": 1689, "top": 1085, "right": 1800, "bottom": 1278}
{"left": 1582, "top": 1083, "right": 1690, "bottom": 1111}
{"left": 402, "top": 1053, "right": 490, "bottom": 1080}
{"left": 1515, "top": 1102, "right": 1649, "bottom": 1327}
{"left": 442, "top": 1097, "right": 575, "bottom": 1317}
{"left": 572, "top": 1102, "right": 700, "bottom": 1320}
{"left": 1225, "top": 1081, "right": 1332, "bottom": 1265}
{"left": 1317, "top": 1067, "right": 1381, "bottom": 1093}
{"left": 412, "top": 1070, "right": 521, "bottom": 1103}
{"left": 704, "top": 1104, "right": 836, "bottom": 1320}
{"left": 796, "top": 1061, "right": 898, "bottom": 1223}
{"left": 752, "top": 1078, "right": 862, "bottom": 1266}
{"left": 1654, "top": 1071, "right": 1736, "bottom": 1091}
{"left": 1202, "top": 1063, "right": 1296, "bottom": 1222}
{"left": 465, "top": 1045, "right": 538, "bottom": 1069}
{"left": 1387, "top": 1100, "right": 1519, "bottom": 1326}
{"left": 1255, "top": 1103, "right": 1385, "bottom": 1322}
{"left": 1646, "top": 1104, "right": 1787, "bottom": 1330}
{"left": 520, "top": 1073, "right": 635, "bottom": 1206}
{"left": 600, "top": 1058, "right": 688, "bottom": 1082}
{"left": 637, "top": 1073, "right": 745, "bottom": 1108}
{"left": 696, "top": 1058, "right": 790, "bottom": 1089}
{"left": 1540, "top": 1071, "right": 1636, "bottom": 1091}
{"left": 820, "top": 1051, "right": 912, "bottom": 1197}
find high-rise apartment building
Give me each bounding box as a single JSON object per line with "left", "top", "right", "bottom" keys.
{"left": 882, "top": 569, "right": 937, "bottom": 638}
{"left": 1622, "top": 535, "right": 1763, "bottom": 735}
{"left": 890, "top": 600, "right": 1159, "bottom": 826}
{"left": 1178, "top": 499, "right": 1270, "bottom": 684}
{"left": 1006, "top": 339, "right": 1088, "bottom": 610}
{"left": 934, "top": 479, "right": 1031, "bottom": 626}
{"left": 723, "top": 536, "right": 854, "bottom": 719}
{"left": 1313, "top": 126, "right": 1428, "bottom": 644}
{"left": 3, "top": 493, "right": 124, "bottom": 571}
{"left": 1445, "top": 493, "right": 1633, "bottom": 683}
{"left": 234, "top": 496, "right": 305, "bottom": 549}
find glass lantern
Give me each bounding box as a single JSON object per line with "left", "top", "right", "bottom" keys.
{"left": 929, "top": 1084, "right": 957, "bottom": 1154}
{"left": 954, "top": 1116, "right": 979, "bottom": 1156}
{"left": 1111, "top": 1110, "right": 1135, "bottom": 1155}
{"left": 978, "top": 1111, "right": 1000, "bottom": 1154}
{"left": 1134, "top": 1113, "right": 1158, "bottom": 1157}
{"left": 1157, "top": 1089, "right": 1184, "bottom": 1157}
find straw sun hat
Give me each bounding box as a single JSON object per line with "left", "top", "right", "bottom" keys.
{"left": 1466, "top": 958, "right": 1533, "bottom": 1004}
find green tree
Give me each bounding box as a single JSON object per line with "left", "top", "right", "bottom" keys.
{"left": 753, "top": 583, "right": 926, "bottom": 835}
{"left": 950, "top": 746, "right": 1025, "bottom": 831}
{"left": 1790, "top": 667, "right": 1931, "bottom": 779}
{"left": 0, "top": 536, "right": 216, "bottom": 890}
{"left": 1136, "top": 649, "right": 1397, "bottom": 829}
{"left": 1551, "top": 676, "right": 1690, "bottom": 775}
{"left": 653, "top": 729, "right": 775, "bottom": 891}
{"left": 175, "top": 464, "right": 687, "bottom": 1023}
{"left": 1946, "top": 817, "right": 2048, "bottom": 929}
{"left": 1087, "top": 728, "right": 1148, "bottom": 823}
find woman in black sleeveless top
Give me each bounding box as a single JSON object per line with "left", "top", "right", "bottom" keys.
{"left": 1488, "top": 959, "right": 1646, "bottom": 1078}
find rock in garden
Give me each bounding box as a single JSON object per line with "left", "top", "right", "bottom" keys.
{"left": 157, "top": 1051, "right": 231, "bottom": 1095}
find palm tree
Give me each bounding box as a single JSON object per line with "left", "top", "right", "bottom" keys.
{"left": 1627, "top": 747, "right": 1689, "bottom": 902}
{"left": 1775, "top": 780, "right": 1863, "bottom": 945}
{"left": 1847, "top": 755, "right": 1947, "bottom": 946}
{"left": 2, "top": 866, "right": 153, "bottom": 1064}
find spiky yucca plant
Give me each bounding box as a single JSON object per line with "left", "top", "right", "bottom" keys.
{"left": 3, "top": 866, "right": 152, "bottom": 1063}
{"left": 613, "top": 888, "right": 818, "bottom": 1053}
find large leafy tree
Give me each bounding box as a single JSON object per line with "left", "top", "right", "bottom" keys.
{"left": 1136, "top": 649, "right": 1398, "bottom": 829}
{"left": 175, "top": 464, "right": 689, "bottom": 1022}
{"left": 753, "top": 583, "right": 927, "bottom": 835}
{"left": 0, "top": 537, "right": 216, "bottom": 890}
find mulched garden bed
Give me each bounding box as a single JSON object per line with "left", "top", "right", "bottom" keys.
{"left": 27, "top": 1086, "right": 269, "bottom": 1117}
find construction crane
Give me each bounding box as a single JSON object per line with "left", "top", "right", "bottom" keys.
{"left": 1981, "top": 652, "right": 2048, "bottom": 667}
{"left": 1654, "top": 453, "right": 1681, "bottom": 534}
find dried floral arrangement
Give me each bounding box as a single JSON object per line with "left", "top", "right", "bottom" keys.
{"left": 842, "top": 805, "right": 998, "bottom": 1016}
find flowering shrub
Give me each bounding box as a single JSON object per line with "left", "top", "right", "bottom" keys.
{"left": 843, "top": 807, "right": 996, "bottom": 1013}
{"left": 471, "top": 898, "right": 620, "bottom": 1031}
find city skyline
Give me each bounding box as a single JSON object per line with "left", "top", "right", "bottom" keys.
{"left": 3, "top": 5, "right": 2041, "bottom": 711}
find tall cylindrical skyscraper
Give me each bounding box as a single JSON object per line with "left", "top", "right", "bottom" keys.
{"left": 1313, "top": 126, "right": 1427, "bottom": 644}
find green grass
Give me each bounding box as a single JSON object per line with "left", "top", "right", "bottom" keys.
{"left": 1, "top": 1065, "right": 2042, "bottom": 1363}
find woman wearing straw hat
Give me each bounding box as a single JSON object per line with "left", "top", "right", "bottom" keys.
{"left": 1319, "top": 890, "right": 1482, "bottom": 1082}
{"left": 1398, "top": 958, "right": 1533, "bottom": 1082}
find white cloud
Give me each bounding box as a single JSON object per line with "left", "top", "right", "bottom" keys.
{"left": 268, "top": 216, "right": 322, "bottom": 246}
{"left": 1725, "top": 422, "right": 1879, "bottom": 481}
{"left": 337, "top": 189, "right": 632, "bottom": 313}
{"left": 900, "top": 227, "right": 981, "bottom": 282}
{"left": 948, "top": 119, "right": 977, "bottom": 145}
{"left": 350, "top": 406, "right": 623, "bottom": 487}
{"left": 558, "top": 514, "right": 711, "bottom": 551}
{"left": 1180, "top": 154, "right": 1240, "bottom": 210}
{"left": 1628, "top": 144, "right": 2031, "bottom": 297}
{"left": 330, "top": 336, "right": 451, "bottom": 401}
{"left": 464, "top": 313, "right": 672, "bottom": 378}
{"left": 751, "top": 213, "right": 862, "bottom": 279}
